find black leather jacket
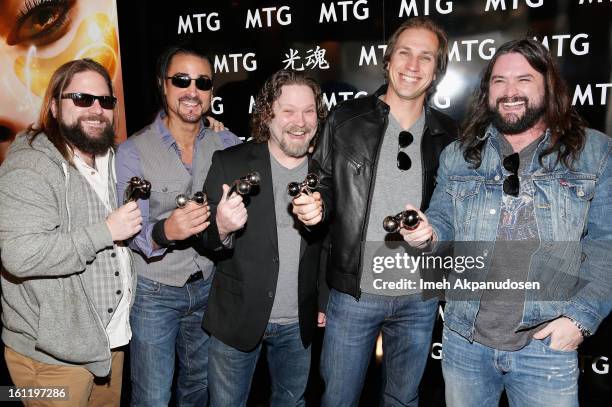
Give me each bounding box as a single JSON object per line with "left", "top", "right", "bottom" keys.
{"left": 311, "top": 85, "right": 457, "bottom": 299}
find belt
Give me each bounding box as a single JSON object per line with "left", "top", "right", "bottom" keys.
{"left": 186, "top": 271, "right": 203, "bottom": 284}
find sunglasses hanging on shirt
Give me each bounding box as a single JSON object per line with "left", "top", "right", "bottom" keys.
{"left": 397, "top": 130, "right": 414, "bottom": 171}
{"left": 502, "top": 152, "right": 520, "bottom": 197}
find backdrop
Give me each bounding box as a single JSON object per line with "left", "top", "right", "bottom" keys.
{"left": 0, "top": 1, "right": 610, "bottom": 406}
{"left": 117, "top": 1, "right": 611, "bottom": 406}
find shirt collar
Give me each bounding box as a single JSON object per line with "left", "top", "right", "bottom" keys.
{"left": 485, "top": 124, "right": 551, "bottom": 144}
{"left": 154, "top": 111, "right": 208, "bottom": 150}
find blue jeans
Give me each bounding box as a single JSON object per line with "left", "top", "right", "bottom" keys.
{"left": 442, "top": 325, "right": 579, "bottom": 407}
{"left": 208, "top": 322, "right": 311, "bottom": 407}
{"left": 321, "top": 289, "right": 438, "bottom": 407}
{"left": 129, "top": 274, "right": 211, "bottom": 407}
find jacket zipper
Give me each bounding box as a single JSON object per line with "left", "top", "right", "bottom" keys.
{"left": 348, "top": 157, "right": 363, "bottom": 175}
{"left": 420, "top": 124, "right": 428, "bottom": 209}
{"left": 355, "top": 113, "right": 389, "bottom": 300}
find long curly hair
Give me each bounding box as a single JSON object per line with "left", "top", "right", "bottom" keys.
{"left": 461, "top": 38, "right": 586, "bottom": 169}
{"left": 250, "top": 69, "right": 327, "bottom": 145}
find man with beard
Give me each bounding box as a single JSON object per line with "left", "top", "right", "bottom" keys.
{"left": 0, "top": 59, "right": 142, "bottom": 405}
{"left": 202, "top": 69, "right": 328, "bottom": 406}
{"left": 293, "top": 17, "right": 457, "bottom": 406}
{"left": 114, "top": 46, "right": 240, "bottom": 406}
{"left": 402, "top": 39, "right": 612, "bottom": 406}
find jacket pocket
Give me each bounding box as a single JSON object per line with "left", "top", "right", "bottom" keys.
{"left": 559, "top": 177, "right": 595, "bottom": 227}
{"left": 445, "top": 176, "right": 482, "bottom": 237}
{"left": 212, "top": 269, "right": 243, "bottom": 296}
{"left": 337, "top": 148, "right": 367, "bottom": 175}
{"left": 149, "top": 179, "right": 184, "bottom": 217}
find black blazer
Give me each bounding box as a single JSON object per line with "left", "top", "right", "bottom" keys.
{"left": 202, "top": 141, "right": 326, "bottom": 352}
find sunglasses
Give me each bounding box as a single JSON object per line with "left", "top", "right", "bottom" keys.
{"left": 166, "top": 74, "right": 213, "bottom": 91}
{"left": 60, "top": 93, "right": 117, "bottom": 110}
{"left": 502, "top": 152, "right": 520, "bottom": 196}
{"left": 397, "top": 131, "right": 414, "bottom": 171}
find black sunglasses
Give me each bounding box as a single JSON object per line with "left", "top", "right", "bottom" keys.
{"left": 397, "top": 131, "right": 414, "bottom": 171}
{"left": 167, "top": 74, "right": 213, "bottom": 91}
{"left": 502, "top": 153, "right": 520, "bottom": 196}
{"left": 60, "top": 93, "right": 117, "bottom": 110}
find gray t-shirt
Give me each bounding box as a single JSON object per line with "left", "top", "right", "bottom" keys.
{"left": 360, "top": 110, "right": 425, "bottom": 296}
{"left": 473, "top": 134, "right": 543, "bottom": 351}
{"left": 268, "top": 153, "right": 308, "bottom": 324}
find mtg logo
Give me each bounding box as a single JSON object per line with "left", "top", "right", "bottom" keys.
{"left": 580, "top": 355, "right": 610, "bottom": 375}
{"left": 319, "top": 0, "right": 370, "bottom": 23}
{"left": 398, "top": 0, "right": 454, "bottom": 17}
{"left": 578, "top": 0, "right": 612, "bottom": 4}
{"left": 245, "top": 6, "right": 292, "bottom": 28}
{"left": 322, "top": 91, "right": 368, "bottom": 109}
{"left": 211, "top": 97, "right": 224, "bottom": 115}
{"left": 485, "top": 0, "right": 544, "bottom": 11}
{"left": 573, "top": 83, "right": 612, "bottom": 106}
{"left": 538, "top": 34, "right": 590, "bottom": 57}
{"left": 177, "top": 12, "right": 221, "bottom": 33}
{"left": 213, "top": 53, "right": 258, "bottom": 73}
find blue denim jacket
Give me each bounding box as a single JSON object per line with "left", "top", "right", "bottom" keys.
{"left": 426, "top": 125, "right": 612, "bottom": 341}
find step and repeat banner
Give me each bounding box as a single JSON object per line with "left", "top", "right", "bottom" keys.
{"left": 117, "top": 0, "right": 611, "bottom": 139}
{"left": 0, "top": 0, "right": 610, "bottom": 405}
{"left": 115, "top": 1, "right": 610, "bottom": 405}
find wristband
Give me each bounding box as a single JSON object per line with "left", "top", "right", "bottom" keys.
{"left": 152, "top": 219, "right": 175, "bottom": 247}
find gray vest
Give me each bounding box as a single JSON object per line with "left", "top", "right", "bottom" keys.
{"left": 130, "top": 124, "right": 226, "bottom": 286}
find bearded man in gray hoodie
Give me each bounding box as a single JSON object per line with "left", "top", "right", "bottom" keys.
{"left": 0, "top": 59, "right": 142, "bottom": 406}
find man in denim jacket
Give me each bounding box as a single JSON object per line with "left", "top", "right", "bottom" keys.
{"left": 402, "top": 39, "right": 611, "bottom": 407}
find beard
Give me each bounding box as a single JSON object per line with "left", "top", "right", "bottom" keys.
{"left": 489, "top": 96, "right": 545, "bottom": 135}
{"left": 61, "top": 115, "right": 115, "bottom": 156}
{"left": 277, "top": 126, "right": 315, "bottom": 158}
{"left": 176, "top": 96, "right": 205, "bottom": 123}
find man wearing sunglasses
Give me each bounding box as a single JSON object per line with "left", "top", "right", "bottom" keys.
{"left": 115, "top": 46, "right": 240, "bottom": 406}
{"left": 292, "top": 17, "right": 457, "bottom": 406}
{"left": 0, "top": 59, "right": 142, "bottom": 405}
{"left": 402, "top": 39, "right": 612, "bottom": 407}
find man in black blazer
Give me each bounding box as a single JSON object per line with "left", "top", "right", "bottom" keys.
{"left": 202, "top": 69, "right": 328, "bottom": 406}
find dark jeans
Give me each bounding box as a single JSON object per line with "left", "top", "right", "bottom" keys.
{"left": 208, "top": 322, "right": 311, "bottom": 407}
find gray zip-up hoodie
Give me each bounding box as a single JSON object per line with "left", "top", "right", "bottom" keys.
{"left": 0, "top": 133, "right": 121, "bottom": 377}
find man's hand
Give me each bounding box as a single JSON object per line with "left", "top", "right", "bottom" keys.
{"left": 292, "top": 191, "right": 323, "bottom": 226}
{"left": 106, "top": 201, "right": 142, "bottom": 242}
{"left": 164, "top": 201, "right": 210, "bottom": 241}
{"left": 533, "top": 317, "right": 584, "bottom": 351}
{"left": 216, "top": 184, "right": 247, "bottom": 241}
{"left": 206, "top": 116, "right": 226, "bottom": 132}
{"left": 399, "top": 204, "right": 435, "bottom": 248}
{"left": 318, "top": 312, "right": 327, "bottom": 328}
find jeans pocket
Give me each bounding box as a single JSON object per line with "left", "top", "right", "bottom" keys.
{"left": 136, "top": 276, "right": 162, "bottom": 295}
{"left": 537, "top": 336, "right": 577, "bottom": 354}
